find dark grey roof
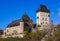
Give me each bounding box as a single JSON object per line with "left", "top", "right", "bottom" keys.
{"left": 36, "top": 5, "right": 50, "bottom": 13}
{"left": 7, "top": 12, "right": 32, "bottom": 27}
{"left": 21, "top": 13, "right": 31, "bottom": 22}
{"left": 7, "top": 19, "right": 21, "bottom": 27}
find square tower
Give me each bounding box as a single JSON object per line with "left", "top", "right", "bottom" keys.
{"left": 36, "top": 5, "right": 50, "bottom": 27}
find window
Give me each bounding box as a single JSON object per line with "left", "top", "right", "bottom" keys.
{"left": 37, "top": 17, "right": 39, "bottom": 19}
{"left": 45, "top": 18, "right": 47, "bottom": 21}
{"left": 41, "top": 22, "right": 44, "bottom": 25}
{"left": 45, "top": 22, "right": 47, "bottom": 24}
{"left": 43, "top": 22, "right": 44, "bottom": 24}
{"left": 42, "top": 18, "right": 44, "bottom": 20}
{"left": 41, "top": 23, "right": 42, "bottom": 25}
{"left": 48, "top": 15, "right": 50, "bottom": 17}
{"left": 7, "top": 30, "right": 9, "bottom": 32}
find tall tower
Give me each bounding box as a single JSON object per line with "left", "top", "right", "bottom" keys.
{"left": 36, "top": 5, "right": 50, "bottom": 27}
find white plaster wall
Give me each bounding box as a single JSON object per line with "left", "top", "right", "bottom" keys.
{"left": 36, "top": 12, "right": 41, "bottom": 25}
{"left": 4, "top": 22, "right": 24, "bottom": 38}
{"left": 36, "top": 12, "right": 50, "bottom": 26}
{"left": 6, "top": 26, "right": 22, "bottom": 34}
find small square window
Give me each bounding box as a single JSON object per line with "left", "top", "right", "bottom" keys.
{"left": 45, "top": 22, "right": 47, "bottom": 24}
{"left": 7, "top": 30, "right": 9, "bottom": 32}
{"left": 42, "top": 18, "right": 44, "bottom": 20}
{"left": 45, "top": 18, "right": 47, "bottom": 21}
{"left": 41, "top": 23, "right": 42, "bottom": 25}
{"left": 48, "top": 15, "right": 50, "bottom": 17}
{"left": 43, "top": 22, "right": 44, "bottom": 24}
{"left": 41, "top": 22, "right": 44, "bottom": 25}
{"left": 37, "top": 17, "right": 39, "bottom": 19}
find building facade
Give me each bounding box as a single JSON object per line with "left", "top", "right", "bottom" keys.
{"left": 36, "top": 5, "right": 50, "bottom": 27}
{"left": 36, "top": 5, "right": 50, "bottom": 30}
{"left": 4, "top": 22, "right": 24, "bottom": 38}
{"left": 2, "top": 13, "right": 32, "bottom": 38}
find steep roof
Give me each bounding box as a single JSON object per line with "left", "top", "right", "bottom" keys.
{"left": 7, "top": 19, "right": 21, "bottom": 27}
{"left": 21, "top": 13, "right": 31, "bottom": 22}
{"left": 36, "top": 5, "right": 50, "bottom": 13}
{"left": 7, "top": 12, "right": 32, "bottom": 27}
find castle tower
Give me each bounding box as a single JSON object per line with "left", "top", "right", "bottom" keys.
{"left": 36, "top": 5, "right": 50, "bottom": 27}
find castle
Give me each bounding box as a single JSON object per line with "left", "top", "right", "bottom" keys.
{"left": 0, "top": 5, "right": 50, "bottom": 38}
{"left": 36, "top": 5, "right": 50, "bottom": 30}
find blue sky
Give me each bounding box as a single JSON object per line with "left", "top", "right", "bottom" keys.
{"left": 0, "top": 0, "right": 60, "bottom": 30}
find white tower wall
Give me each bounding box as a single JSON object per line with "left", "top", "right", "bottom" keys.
{"left": 36, "top": 12, "right": 50, "bottom": 27}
